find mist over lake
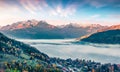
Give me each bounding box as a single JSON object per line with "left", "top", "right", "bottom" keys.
{"left": 16, "top": 39, "right": 120, "bottom": 64}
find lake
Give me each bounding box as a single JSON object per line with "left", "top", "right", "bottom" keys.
{"left": 16, "top": 39, "right": 120, "bottom": 64}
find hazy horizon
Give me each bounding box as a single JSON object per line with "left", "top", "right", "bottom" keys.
{"left": 0, "top": 0, "right": 120, "bottom": 26}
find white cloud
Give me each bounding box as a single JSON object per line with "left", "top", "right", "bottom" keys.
{"left": 19, "top": 0, "right": 48, "bottom": 14}
{"left": 49, "top": 4, "right": 77, "bottom": 17}
{"left": 91, "top": 14, "right": 100, "bottom": 18}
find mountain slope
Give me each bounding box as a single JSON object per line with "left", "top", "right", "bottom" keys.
{"left": 0, "top": 33, "right": 62, "bottom": 72}
{"left": 81, "top": 29, "right": 120, "bottom": 44}
{"left": 0, "top": 32, "right": 49, "bottom": 61}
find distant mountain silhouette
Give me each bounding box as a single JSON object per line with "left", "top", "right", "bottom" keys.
{"left": 0, "top": 20, "right": 64, "bottom": 39}
{"left": 61, "top": 23, "right": 106, "bottom": 38}
{"left": 0, "top": 20, "right": 106, "bottom": 39}
{"left": 81, "top": 30, "right": 120, "bottom": 44}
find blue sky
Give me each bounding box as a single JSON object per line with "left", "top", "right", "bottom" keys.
{"left": 0, "top": 0, "right": 120, "bottom": 26}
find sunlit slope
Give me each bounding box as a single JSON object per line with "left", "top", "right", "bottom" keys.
{"left": 81, "top": 30, "right": 120, "bottom": 44}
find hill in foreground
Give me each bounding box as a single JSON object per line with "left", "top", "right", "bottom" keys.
{"left": 0, "top": 32, "right": 61, "bottom": 72}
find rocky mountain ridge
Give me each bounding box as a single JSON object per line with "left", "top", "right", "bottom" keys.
{"left": 0, "top": 20, "right": 107, "bottom": 39}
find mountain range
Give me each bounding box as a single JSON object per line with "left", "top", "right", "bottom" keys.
{"left": 0, "top": 20, "right": 107, "bottom": 39}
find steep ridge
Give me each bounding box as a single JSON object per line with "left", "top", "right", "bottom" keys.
{"left": 0, "top": 32, "right": 63, "bottom": 71}
{"left": 0, "top": 32, "right": 49, "bottom": 60}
